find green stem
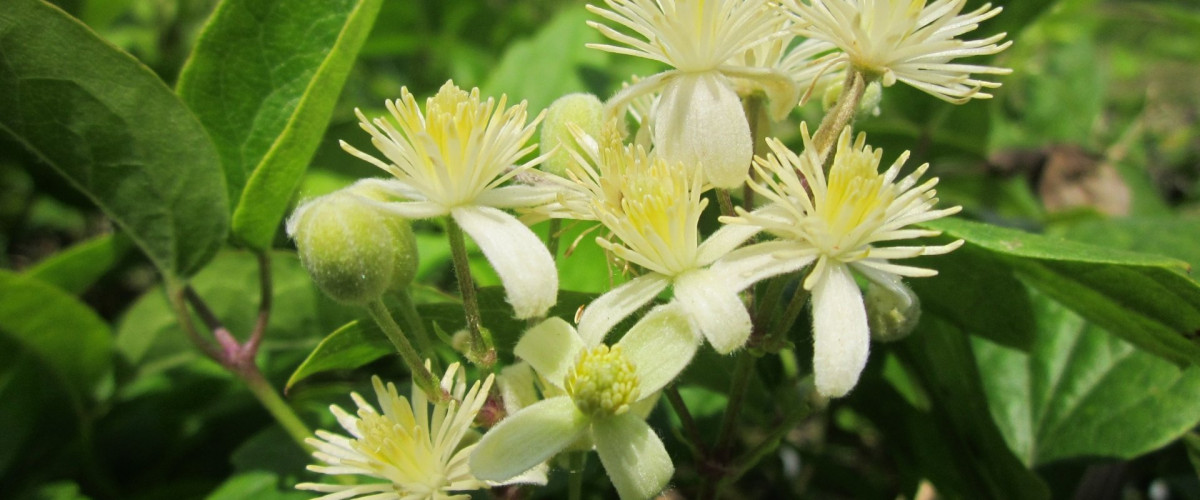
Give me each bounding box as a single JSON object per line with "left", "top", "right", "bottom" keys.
{"left": 742, "top": 95, "right": 767, "bottom": 210}
{"left": 445, "top": 216, "right": 494, "bottom": 368}
{"left": 241, "top": 365, "right": 313, "bottom": 450}
{"left": 719, "top": 406, "right": 811, "bottom": 490}
{"left": 717, "top": 189, "right": 736, "bottom": 217}
{"left": 700, "top": 352, "right": 758, "bottom": 499}
{"left": 568, "top": 451, "right": 587, "bottom": 500}
{"left": 665, "top": 385, "right": 707, "bottom": 460}
{"left": 547, "top": 217, "right": 563, "bottom": 263}
{"left": 367, "top": 299, "right": 443, "bottom": 401}
{"left": 395, "top": 288, "right": 438, "bottom": 371}
{"left": 811, "top": 69, "right": 868, "bottom": 164}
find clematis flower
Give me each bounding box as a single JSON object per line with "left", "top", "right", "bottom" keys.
{"left": 298, "top": 363, "right": 546, "bottom": 500}
{"left": 783, "top": 0, "right": 1012, "bottom": 103}
{"left": 540, "top": 128, "right": 762, "bottom": 353}
{"left": 470, "top": 304, "right": 699, "bottom": 500}
{"left": 716, "top": 125, "right": 962, "bottom": 397}
{"left": 341, "top": 80, "right": 558, "bottom": 318}
{"left": 587, "top": 0, "right": 798, "bottom": 188}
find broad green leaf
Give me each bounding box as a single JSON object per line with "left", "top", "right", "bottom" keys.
{"left": 879, "top": 318, "right": 1050, "bottom": 499}
{"left": 0, "top": 270, "right": 113, "bottom": 399}
{"left": 115, "top": 251, "right": 356, "bottom": 375}
{"left": 909, "top": 244, "right": 1036, "bottom": 350}
{"left": 286, "top": 320, "right": 389, "bottom": 391}
{"left": 0, "top": 343, "right": 43, "bottom": 476}
{"left": 1060, "top": 217, "right": 1200, "bottom": 273}
{"left": 924, "top": 217, "right": 1200, "bottom": 366}
{"left": 0, "top": 0, "right": 229, "bottom": 279}
{"left": 176, "top": 0, "right": 383, "bottom": 249}
{"left": 25, "top": 233, "right": 132, "bottom": 295}
{"left": 205, "top": 471, "right": 306, "bottom": 500}
{"left": 482, "top": 5, "right": 606, "bottom": 113}
{"left": 973, "top": 290, "right": 1200, "bottom": 465}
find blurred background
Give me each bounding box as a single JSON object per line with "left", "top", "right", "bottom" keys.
{"left": 1, "top": 0, "right": 1199, "bottom": 498}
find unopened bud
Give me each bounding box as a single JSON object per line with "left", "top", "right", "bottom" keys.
{"left": 541, "top": 93, "right": 604, "bottom": 177}
{"left": 821, "top": 80, "right": 883, "bottom": 118}
{"left": 286, "top": 182, "right": 418, "bottom": 305}
{"left": 865, "top": 277, "right": 921, "bottom": 342}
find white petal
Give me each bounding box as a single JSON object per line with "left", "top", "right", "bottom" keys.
{"left": 655, "top": 72, "right": 752, "bottom": 189}
{"left": 577, "top": 273, "right": 671, "bottom": 347}
{"left": 474, "top": 184, "right": 558, "bottom": 209}
{"left": 592, "top": 413, "right": 674, "bottom": 500}
{"left": 469, "top": 396, "right": 590, "bottom": 482}
{"left": 672, "top": 270, "right": 752, "bottom": 354}
{"left": 719, "top": 64, "right": 802, "bottom": 121}
{"left": 497, "top": 362, "right": 540, "bottom": 414}
{"left": 356, "top": 198, "right": 448, "bottom": 219}
{"left": 452, "top": 206, "right": 558, "bottom": 319}
{"left": 514, "top": 317, "right": 585, "bottom": 390}
{"left": 711, "top": 240, "right": 816, "bottom": 292}
{"left": 695, "top": 222, "right": 762, "bottom": 266}
{"left": 811, "top": 264, "right": 870, "bottom": 398}
{"left": 616, "top": 303, "right": 699, "bottom": 395}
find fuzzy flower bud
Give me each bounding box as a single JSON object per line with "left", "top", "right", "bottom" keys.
{"left": 286, "top": 182, "right": 418, "bottom": 305}
{"left": 541, "top": 93, "right": 605, "bottom": 177}
{"left": 865, "top": 277, "right": 921, "bottom": 342}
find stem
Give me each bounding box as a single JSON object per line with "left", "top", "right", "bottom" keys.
{"left": 168, "top": 287, "right": 222, "bottom": 362}
{"left": 396, "top": 288, "right": 437, "bottom": 370}
{"left": 445, "top": 216, "right": 494, "bottom": 367}
{"left": 546, "top": 218, "right": 563, "bottom": 263}
{"left": 367, "top": 299, "right": 444, "bottom": 401}
{"left": 665, "top": 385, "right": 707, "bottom": 460}
{"left": 742, "top": 95, "right": 767, "bottom": 210}
{"left": 700, "top": 352, "right": 758, "bottom": 499}
{"left": 720, "top": 407, "right": 810, "bottom": 490}
{"left": 241, "top": 365, "right": 313, "bottom": 450}
{"left": 717, "top": 189, "right": 736, "bottom": 217}
{"left": 568, "top": 451, "right": 587, "bottom": 500}
{"left": 245, "top": 250, "right": 272, "bottom": 354}
{"left": 811, "top": 69, "right": 868, "bottom": 164}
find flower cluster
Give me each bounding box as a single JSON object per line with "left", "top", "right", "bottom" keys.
{"left": 294, "top": 1, "right": 1007, "bottom": 498}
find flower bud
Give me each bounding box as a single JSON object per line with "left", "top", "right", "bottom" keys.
{"left": 822, "top": 80, "right": 883, "bottom": 118}
{"left": 540, "top": 93, "right": 604, "bottom": 177}
{"left": 865, "top": 276, "right": 921, "bottom": 342}
{"left": 286, "top": 182, "right": 418, "bottom": 305}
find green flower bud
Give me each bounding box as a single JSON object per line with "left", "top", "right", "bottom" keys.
{"left": 822, "top": 80, "right": 883, "bottom": 118}
{"left": 865, "top": 277, "right": 921, "bottom": 343}
{"left": 286, "top": 182, "right": 418, "bottom": 305}
{"left": 540, "top": 93, "right": 604, "bottom": 177}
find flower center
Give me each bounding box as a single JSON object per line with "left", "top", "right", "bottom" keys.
{"left": 817, "top": 146, "right": 894, "bottom": 254}
{"left": 565, "top": 345, "right": 641, "bottom": 417}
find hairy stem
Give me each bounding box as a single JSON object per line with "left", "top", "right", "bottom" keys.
{"left": 445, "top": 216, "right": 495, "bottom": 367}
{"left": 367, "top": 299, "right": 443, "bottom": 401}
{"left": 812, "top": 69, "right": 868, "bottom": 164}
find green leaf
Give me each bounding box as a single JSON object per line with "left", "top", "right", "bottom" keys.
{"left": 924, "top": 217, "right": 1200, "bottom": 366}
{"left": 286, "top": 320, "right": 389, "bottom": 391}
{"left": 115, "top": 251, "right": 357, "bottom": 375}
{"left": 973, "top": 289, "right": 1200, "bottom": 465}
{"left": 482, "top": 5, "right": 606, "bottom": 113}
{"left": 205, "top": 471, "right": 307, "bottom": 500}
{"left": 0, "top": 0, "right": 229, "bottom": 280}
{"left": 176, "top": 0, "right": 383, "bottom": 249}
{"left": 0, "top": 270, "right": 113, "bottom": 399}
{"left": 25, "top": 233, "right": 133, "bottom": 295}
{"left": 880, "top": 318, "right": 1050, "bottom": 499}
{"left": 909, "top": 244, "right": 1036, "bottom": 350}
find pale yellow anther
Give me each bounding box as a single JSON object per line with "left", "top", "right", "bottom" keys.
{"left": 564, "top": 345, "right": 641, "bottom": 417}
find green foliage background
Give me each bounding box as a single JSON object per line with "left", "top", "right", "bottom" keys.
{"left": 2, "top": 0, "right": 1200, "bottom": 498}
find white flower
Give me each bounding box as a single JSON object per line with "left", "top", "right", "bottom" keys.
{"left": 341, "top": 80, "right": 558, "bottom": 318}
{"left": 587, "top": 0, "right": 798, "bottom": 188}
{"left": 297, "top": 363, "right": 546, "bottom": 500}
{"left": 716, "top": 125, "right": 962, "bottom": 397}
{"left": 470, "top": 304, "right": 699, "bottom": 500}
{"left": 783, "top": 0, "right": 1012, "bottom": 103}
{"left": 544, "top": 130, "right": 762, "bottom": 353}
